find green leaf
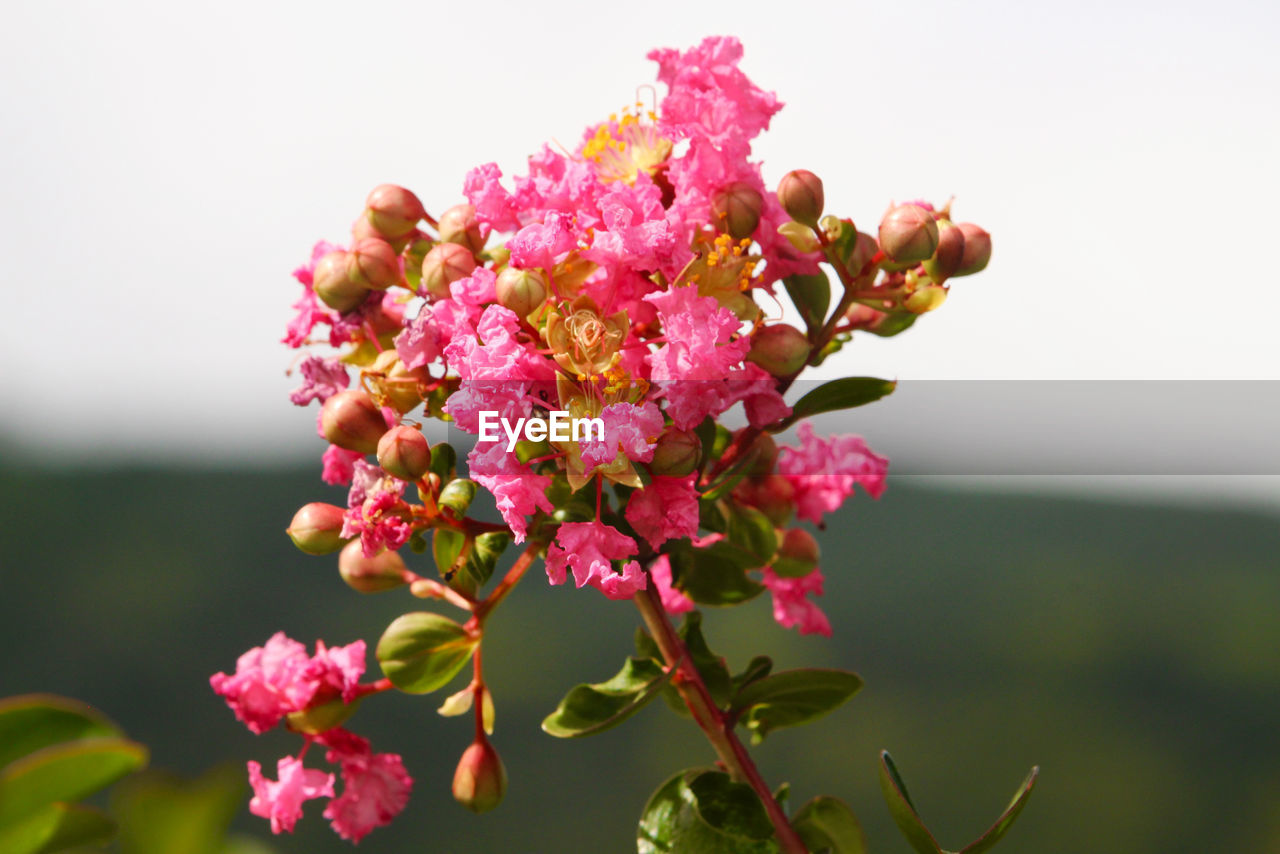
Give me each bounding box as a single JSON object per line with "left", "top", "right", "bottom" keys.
{"left": 0, "top": 803, "right": 115, "bottom": 854}
{"left": 436, "top": 478, "right": 476, "bottom": 516}
{"left": 0, "top": 737, "right": 148, "bottom": 826}
{"left": 698, "top": 498, "right": 728, "bottom": 534}
{"left": 725, "top": 504, "right": 778, "bottom": 567}
{"left": 376, "top": 612, "right": 477, "bottom": 694}
{"left": 783, "top": 272, "right": 831, "bottom": 333}
{"left": 676, "top": 612, "right": 732, "bottom": 709}
{"left": 431, "top": 529, "right": 465, "bottom": 579}
{"left": 878, "top": 751, "right": 943, "bottom": 854}
{"left": 427, "top": 442, "right": 456, "bottom": 483}
{"left": 638, "top": 769, "right": 781, "bottom": 854}
{"left": 773, "top": 377, "right": 897, "bottom": 431}
{"left": 542, "top": 657, "right": 672, "bottom": 738}
{"left": 732, "top": 656, "right": 774, "bottom": 695}
{"left": 463, "top": 531, "right": 509, "bottom": 590}
{"left": 111, "top": 764, "right": 247, "bottom": 854}
{"left": 735, "top": 669, "right": 863, "bottom": 743}
{"left": 865, "top": 312, "right": 917, "bottom": 338}
{"left": 0, "top": 694, "right": 121, "bottom": 770}
{"left": 668, "top": 541, "right": 765, "bottom": 607}
{"left": 791, "top": 796, "right": 869, "bottom": 854}
{"left": 958, "top": 767, "right": 1039, "bottom": 854}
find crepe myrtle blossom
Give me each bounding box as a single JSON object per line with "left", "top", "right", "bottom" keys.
{"left": 244, "top": 32, "right": 996, "bottom": 847}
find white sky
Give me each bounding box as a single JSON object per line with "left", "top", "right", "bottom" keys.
{"left": 1, "top": 0, "right": 1278, "bottom": 490}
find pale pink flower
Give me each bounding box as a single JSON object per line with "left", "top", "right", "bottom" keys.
{"left": 760, "top": 567, "right": 832, "bottom": 636}
{"left": 321, "top": 445, "right": 365, "bottom": 486}
{"left": 507, "top": 211, "right": 577, "bottom": 271}
{"left": 247, "top": 757, "right": 335, "bottom": 835}
{"left": 463, "top": 162, "right": 521, "bottom": 233}
{"left": 778, "top": 423, "right": 888, "bottom": 524}
{"left": 394, "top": 305, "right": 444, "bottom": 370}
{"left": 626, "top": 475, "right": 700, "bottom": 549}
{"left": 545, "top": 521, "right": 646, "bottom": 599}
{"left": 289, "top": 356, "right": 349, "bottom": 406}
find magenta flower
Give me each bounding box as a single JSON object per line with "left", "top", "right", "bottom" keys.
{"left": 468, "top": 443, "right": 554, "bottom": 544}
{"left": 545, "top": 521, "right": 646, "bottom": 600}
{"left": 319, "top": 730, "right": 413, "bottom": 843}
{"left": 247, "top": 756, "right": 336, "bottom": 835}
{"left": 289, "top": 356, "right": 350, "bottom": 407}
{"left": 760, "top": 567, "right": 832, "bottom": 637}
{"left": 321, "top": 445, "right": 364, "bottom": 486}
{"left": 626, "top": 475, "right": 700, "bottom": 549}
{"left": 649, "top": 554, "right": 695, "bottom": 615}
{"left": 579, "top": 401, "right": 665, "bottom": 472}
{"left": 778, "top": 423, "right": 888, "bottom": 525}
{"left": 209, "top": 632, "right": 314, "bottom": 734}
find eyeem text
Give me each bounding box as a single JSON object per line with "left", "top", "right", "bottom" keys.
{"left": 477, "top": 411, "right": 604, "bottom": 452}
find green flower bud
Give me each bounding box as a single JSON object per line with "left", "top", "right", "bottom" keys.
{"left": 921, "top": 218, "right": 966, "bottom": 284}
{"left": 377, "top": 425, "right": 431, "bottom": 481}
{"left": 285, "top": 697, "right": 361, "bottom": 735}
{"left": 771, "top": 528, "right": 820, "bottom": 578}
{"left": 495, "top": 267, "right": 548, "bottom": 319}
{"left": 746, "top": 324, "right": 811, "bottom": 377}
{"left": 953, "top": 223, "right": 992, "bottom": 276}
{"left": 338, "top": 539, "right": 408, "bottom": 593}
{"left": 904, "top": 284, "right": 948, "bottom": 314}
{"left": 320, "top": 390, "right": 387, "bottom": 454}
{"left": 452, "top": 738, "right": 507, "bottom": 814}
{"left": 421, "top": 242, "right": 476, "bottom": 301}
{"left": 365, "top": 184, "right": 426, "bottom": 239}
{"left": 346, "top": 237, "right": 400, "bottom": 290}
{"left": 777, "top": 221, "right": 821, "bottom": 253}
{"left": 287, "top": 502, "right": 349, "bottom": 555}
{"left": 313, "top": 250, "right": 369, "bottom": 313}
{"left": 777, "top": 169, "right": 824, "bottom": 226}
{"left": 878, "top": 204, "right": 939, "bottom": 264}
{"left": 711, "top": 181, "right": 764, "bottom": 240}
{"left": 438, "top": 203, "right": 485, "bottom": 254}
{"left": 649, "top": 428, "right": 702, "bottom": 477}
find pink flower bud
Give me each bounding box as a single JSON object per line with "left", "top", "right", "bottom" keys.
{"left": 649, "top": 428, "right": 702, "bottom": 477}
{"left": 313, "top": 250, "right": 369, "bottom": 313}
{"left": 952, "top": 223, "right": 991, "bottom": 276}
{"left": 904, "top": 284, "right": 948, "bottom": 314}
{"left": 438, "top": 203, "right": 485, "bottom": 254}
{"left": 338, "top": 539, "right": 408, "bottom": 593}
{"left": 320, "top": 390, "right": 387, "bottom": 454}
{"left": 495, "top": 267, "right": 548, "bottom": 319}
{"left": 771, "top": 528, "right": 820, "bottom": 578}
{"left": 746, "top": 324, "right": 811, "bottom": 377}
{"left": 878, "top": 204, "right": 939, "bottom": 264}
{"left": 922, "top": 218, "right": 966, "bottom": 284}
{"left": 421, "top": 242, "right": 476, "bottom": 301}
{"left": 365, "top": 184, "right": 426, "bottom": 239}
{"left": 734, "top": 473, "right": 795, "bottom": 527}
{"left": 377, "top": 425, "right": 431, "bottom": 481}
{"left": 711, "top": 181, "right": 764, "bottom": 240}
{"left": 747, "top": 433, "right": 780, "bottom": 476}
{"left": 777, "top": 169, "right": 825, "bottom": 226}
{"left": 452, "top": 738, "right": 507, "bottom": 814}
{"left": 346, "top": 237, "right": 401, "bottom": 290}
{"left": 287, "top": 502, "right": 349, "bottom": 555}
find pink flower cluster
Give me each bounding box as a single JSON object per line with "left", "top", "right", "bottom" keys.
{"left": 211, "top": 633, "right": 411, "bottom": 842}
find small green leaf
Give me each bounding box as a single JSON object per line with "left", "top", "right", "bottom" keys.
{"left": 791, "top": 796, "right": 869, "bottom": 854}
{"left": 735, "top": 669, "right": 863, "bottom": 743}
{"left": 677, "top": 612, "right": 732, "bottom": 709}
{"left": 463, "top": 531, "right": 509, "bottom": 590}
{"left": 878, "top": 751, "right": 943, "bottom": 854}
{"left": 0, "top": 803, "right": 116, "bottom": 854}
{"left": 0, "top": 737, "right": 148, "bottom": 826}
{"left": 773, "top": 377, "right": 896, "bottom": 431}
{"left": 865, "top": 312, "right": 917, "bottom": 338}
{"left": 725, "top": 504, "right": 778, "bottom": 567}
{"left": 637, "top": 769, "right": 781, "bottom": 854}
{"left": 427, "top": 442, "right": 456, "bottom": 483}
{"left": 0, "top": 694, "right": 121, "bottom": 770}
{"left": 958, "top": 766, "right": 1039, "bottom": 854}
{"left": 542, "top": 657, "right": 672, "bottom": 738}
{"left": 732, "top": 656, "right": 774, "bottom": 695}
{"left": 431, "top": 529, "right": 465, "bottom": 579}
{"left": 376, "top": 612, "right": 477, "bottom": 694}
{"left": 698, "top": 498, "right": 728, "bottom": 534}
{"left": 436, "top": 478, "right": 476, "bottom": 516}
{"left": 783, "top": 272, "right": 831, "bottom": 333}
{"left": 668, "top": 541, "right": 766, "bottom": 607}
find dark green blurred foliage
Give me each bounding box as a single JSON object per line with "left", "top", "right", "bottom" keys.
{"left": 1, "top": 465, "right": 1277, "bottom": 852}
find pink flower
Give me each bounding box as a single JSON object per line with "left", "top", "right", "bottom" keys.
{"left": 760, "top": 567, "right": 831, "bottom": 637}
{"left": 283, "top": 241, "right": 343, "bottom": 348}
{"left": 449, "top": 266, "right": 498, "bottom": 307}
{"left": 463, "top": 162, "right": 521, "bottom": 234}
{"left": 319, "top": 732, "right": 413, "bottom": 843}
{"left": 210, "top": 632, "right": 314, "bottom": 734}
{"left": 305, "top": 640, "right": 367, "bottom": 704}
{"left": 394, "top": 304, "right": 444, "bottom": 371}
{"left": 289, "top": 356, "right": 349, "bottom": 407}
{"left": 650, "top": 554, "right": 694, "bottom": 614}
{"left": 585, "top": 182, "right": 681, "bottom": 277}
{"left": 579, "top": 401, "right": 665, "bottom": 471}
{"left": 626, "top": 475, "right": 699, "bottom": 549}
{"left": 778, "top": 423, "right": 888, "bottom": 524}
{"left": 467, "top": 442, "right": 554, "bottom": 544}
{"left": 247, "top": 757, "right": 336, "bottom": 835}
{"left": 545, "top": 521, "right": 646, "bottom": 599}
{"left": 342, "top": 461, "right": 411, "bottom": 557}
{"left": 321, "top": 445, "right": 364, "bottom": 486}
{"left": 507, "top": 212, "right": 577, "bottom": 271}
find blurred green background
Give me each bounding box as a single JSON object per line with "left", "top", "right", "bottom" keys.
{"left": 2, "top": 462, "right": 1277, "bottom": 853}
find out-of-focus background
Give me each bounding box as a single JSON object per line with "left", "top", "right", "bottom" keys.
{"left": 1, "top": 0, "right": 1277, "bottom": 852}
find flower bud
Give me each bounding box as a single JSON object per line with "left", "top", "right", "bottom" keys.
{"left": 649, "top": 428, "right": 702, "bottom": 477}
{"left": 313, "top": 250, "right": 369, "bottom": 313}
{"left": 338, "top": 539, "right": 408, "bottom": 593}
{"left": 777, "top": 221, "right": 821, "bottom": 253}
{"left": 287, "top": 502, "right": 349, "bottom": 555}
{"left": 452, "top": 738, "right": 507, "bottom": 814}
{"left": 346, "top": 237, "right": 401, "bottom": 290}
{"left": 847, "top": 230, "right": 880, "bottom": 276}
{"left": 320, "top": 390, "right": 387, "bottom": 454}
{"left": 904, "top": 284, "right": 948, "bottom": 314}
{"left": 495, "top": 267, "right": 548, "bottom": 319}
{"left": 421, "top": 242, "right": 476, "bottom": 301}
{"left": 733, "top": 473, "right": 794, "bottom": 527}
{"left": 777, "top": 170, "right": 824, "bottom": 226}
{"left": 286, "top": 698, "right": 360, "bottom": 735}
{"left": 771, "top": 528, "right": 820, "bottom": 578}
{"left": 711, "top": 182, "right": 764, "bottom": 240}
{"left": 878, "top": 204, "right": 939, "bottom": 264}
{"left": 747, "top": 433, "right": 779, "bottom": 476}
{"left": 377, "top": 425, "right": 431, "bottom": 480}
{"left": 438, "top": 203, "right": 485, "bottom": 254}
{"left": 746, "top": 324, "right": 811, "bottom": 377}
{"left": 952, "top": 223, "right": 991, "bottom": 277}
{"left": 365, "top": 184, "right": 425, "bottom": 239}
{"left": 921, "top": 218, "right": 966, "bottom": 284}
